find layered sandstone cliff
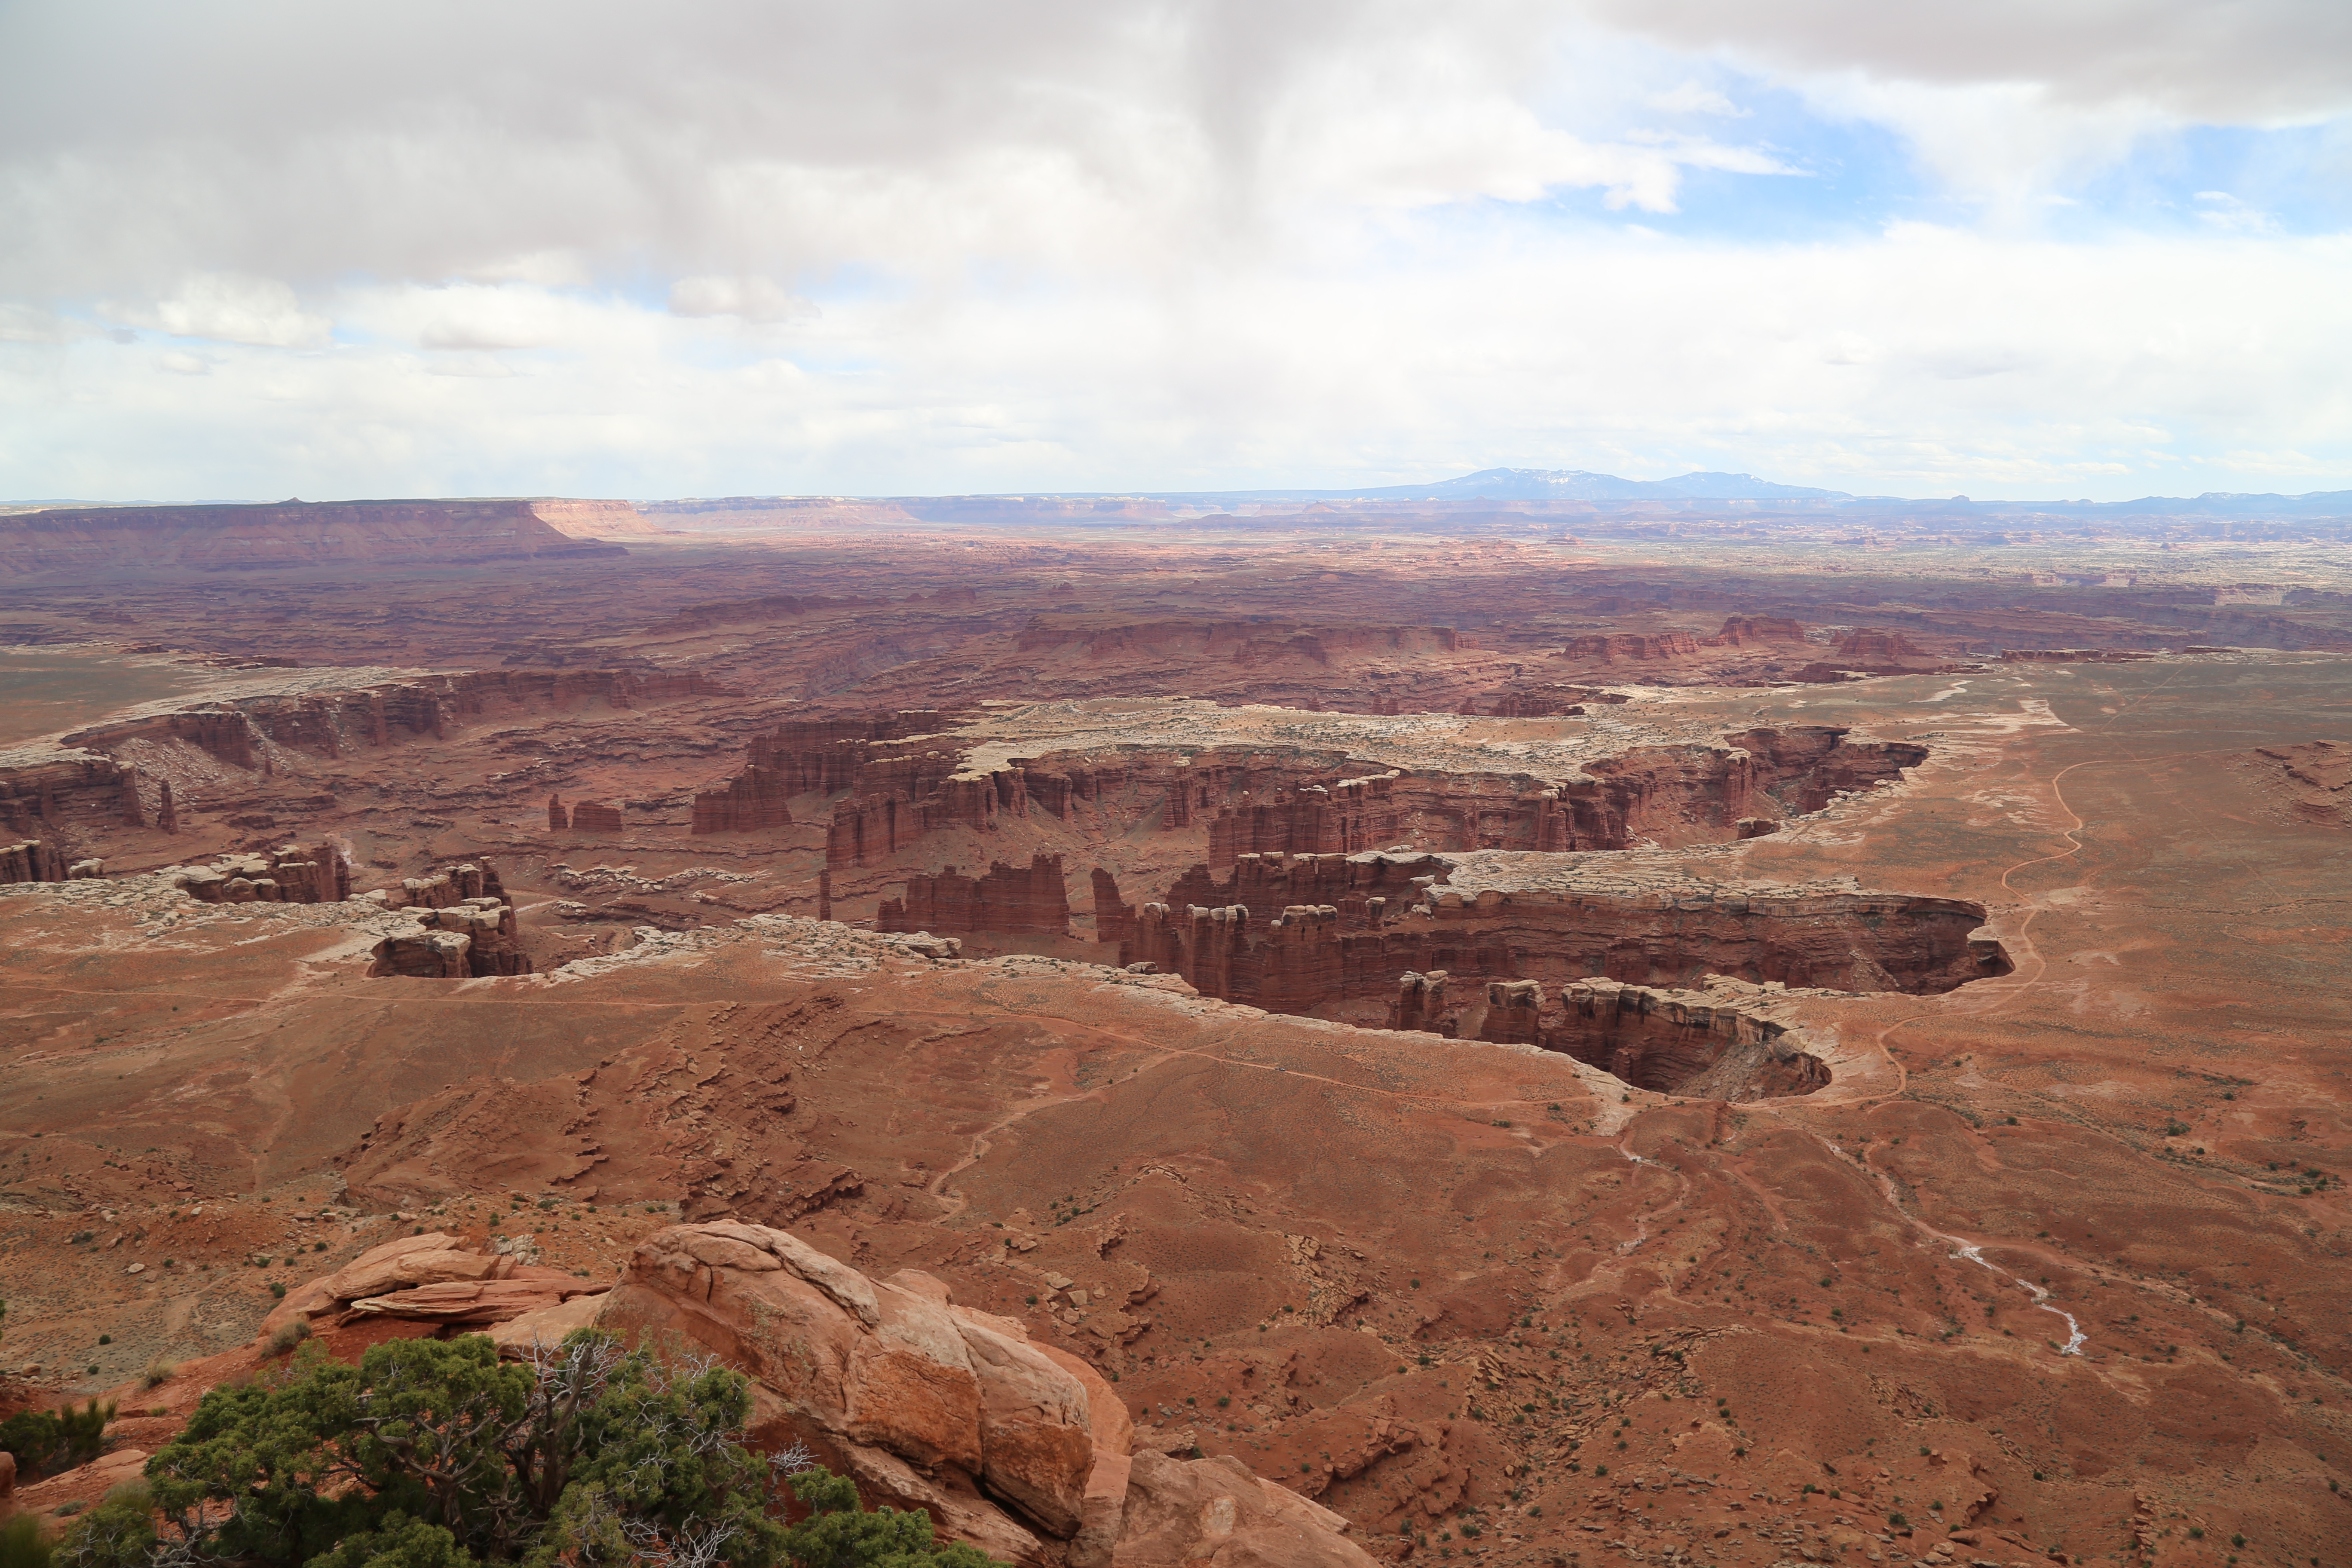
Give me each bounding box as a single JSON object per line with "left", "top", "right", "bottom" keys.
{"left": 689, "top": 765, "right": 796, "bottom": 833}
{"left": 0, "top": 498, "right": 630, "bottom": 575}
{"left": 877, "top": 854, "right": 1072, "bottom": 936}
{"left": 172, "top": 839, "right": 352, "bottom": 905}
{"left": 358, "top": 858, "right": 531, "bottom": 977}
{"left": 1120, "top": 852, "right": 2007, "bottom": 1011}
{"left": 762, "top": 711, "right": 1926, "bottom": 871}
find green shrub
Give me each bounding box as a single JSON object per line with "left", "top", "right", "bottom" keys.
{"left": 132, "top": 1331, "right": 1006, "bottom": 1568}
{"left": 0, "top": 1400, "right": 116, "bottom": 1478}
{"left": 55, "top": 1483, "right": 156, "bottom": 1568}
{"left": 0, "top": 1513, "right": 53, "bottom": 1568}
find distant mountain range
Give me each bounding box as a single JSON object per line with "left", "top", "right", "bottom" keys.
{"left": 1346, "top": 467, "right": 1853, "bottom": 501}
{"left": 1127, "top": 466, "right": 2352, "bottom": 514}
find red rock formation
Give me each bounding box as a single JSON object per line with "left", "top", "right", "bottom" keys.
{"left": 1192, "top": 728, "right": 1926, "bottom": 864}
{"left": 1545, "top": 977, "right": 1829, "bottom": 1099}
{"left": 547, "top": 793, "right": 569, "bottom": 830}
{"left": 524, "top": 497, "right": 663, "bottom": 538}
{"left": 1013, "top": 619, "right": 1473, "bottom": 660}
{"left": 2241, "top": 740, "right": 2352, "bottom": 826}
{"left": 689, "top": 764, "right": 795, "bottom": 833}
{"left": 1089, "top": 867, "right": 1135, "bottom": 948}
{"left": 1559, "top": 631, "right": 1701, "bottom": 662}
{"left": 1125, "top": 857, "right": 2007, "bottom": 1020}
{"left": 174, "top": 840, "right": 352, "bottom": 904}
{"left": 591, "top": 1222, "right": 1375, "bottom": 1568}
{"left": 355, "top": 858, "right": 530, "bottom": 977}
{"left": 1474, "top": 978, "right": 1544, "bottom": 1044}
{"left": 0, "top": 752, "right": 133, "bottom": 850}
{"left": 877, "top": 854, "right": 1071, "bottom": 936}
{"left": 569, "top": 801, "right": 625, "bottom": 833}
{"left": 648, "top": 592, "right": 890, "bottom": 634}
{"left": 2000, "top": 647, "right": 2159, "bottom": 663}
{"left": 368, "top": 928, "right": 475, "bottom": 977}
{"left": 1707, "top": 615, "right": 1808, "bottom": 646}
{"left": 828, "top": 754, "right": 1026, "bottom": 867}
{"left": 1387, "top": 969, "right": 1449, "bottom": 1032}
{"left": 1, "top": 837, "right": 69, "bottom": 884}
{"left": 1834, "top": 627, "right": 1929, "bottom": 662}
{"left": 744, "top": 710, "right": 957, "bottom": 796}
{"left": 1473, "top": 689, "right": 1588, "bottom": 717}
{"left": 157, "top": 778, "right": 179, "bottom": 833}
{"left": 0, "top": 498, "right": 629, "bottom": 575}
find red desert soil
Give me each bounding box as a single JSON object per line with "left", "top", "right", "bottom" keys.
{"left": 3, "top": 498, "right": 2352, "bottom": 1568}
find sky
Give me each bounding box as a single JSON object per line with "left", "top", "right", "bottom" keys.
{"left": 2, "top": 0, "right": 2349, "bottom": 503}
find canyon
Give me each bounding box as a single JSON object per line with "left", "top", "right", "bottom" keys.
{"left": 2, "top": 495, "right": 2351, "bottom": 1568}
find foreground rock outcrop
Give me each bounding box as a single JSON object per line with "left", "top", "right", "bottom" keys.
{"left": 599, "top": 1220, "right": 1375, "bottom": 1568}
{"left": 113, "top": 1220, "right": 1377, "bottom": 1568}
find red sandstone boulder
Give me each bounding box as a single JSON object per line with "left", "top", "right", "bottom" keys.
{"left": 1114, "top": 1451, "right": 1378, "bottom": 1568}
{"left": 263, "top": 1231, "right": 601, "bottom": 1336}
{"left": 595, "top": 1221, "right": 1375, "bottom": 1568}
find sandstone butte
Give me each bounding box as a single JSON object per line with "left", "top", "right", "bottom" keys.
{"left": 3, "top": 493, "right": 2352, "bottom": 1568}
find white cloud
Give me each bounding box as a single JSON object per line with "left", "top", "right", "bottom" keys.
{"left": 156, "top": 350, "right": 211, "bottom": 374}
{"left": 105, "top": 274, "right": 331, "bottom": 348}
{"left": 368, "top": 283, "right": 594, "bottom": 351}
{"left": 1648, "top": 80, "right": 1746, "bottom": 116}
{"left": 0, "top": 303, "right": 91, "bottom": 343}
{"left": 1583, "top": 0, "right": 2352, "bottom": 122}
{"left": 667, "top": 277, "right": 814, "bottom": 324}
{"left": 4, "top": 222, "right": 2346, "bottom": 502}
{"left": 0, "top": 1, "right": 2346, "bottom": 501}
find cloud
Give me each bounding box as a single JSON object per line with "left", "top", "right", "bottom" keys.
{"left": 103, "top": 273, "right": 332, "bottom": 348}
{"left": 156, "top": 350, "right": 211, "bottom": 375}
{"left": 668, "top": 277, "right": 814, "bottom": 324}
{"left": 0, "top": 0, "right": 1809, "bottom": 300}
{"left": 0, "top": 303, "right": 92, "bottom": 343}
{"left": 0, "top": 1, "right": 2346, "bottom": 502}
{"left": 1583, "top": 0, "right": 2352, "bottom": 122}
{"left": 1648, "top": 80, "right": 1746, "bottom": 116}
{"left": 6, "top": 221, "right": 2347, "bottom": 502}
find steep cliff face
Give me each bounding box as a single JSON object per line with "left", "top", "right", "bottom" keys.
{"left": 1192, "top": 727, "right": 1926, "bottom": 863}
{"left": 877, "top": 854, "right": 1072, "bottom": 936}
{"left": 567, "top": 801, "right": 625, "bottom": 833}
{"left": 0, "top": 668, "right": 734, "bottom": 858}
{"left": 0, "top": 836, "right": 71, "bottom": 884}
{"left": 0, "top": 751, "right": 136, "bottom": 867}
{"left": 1393, "top": 973, "right": 1828, "bottom": 1099}
{"left": 523, "top": 498, "right": 665, "bottom": 537}
{"left": 1835, "top": 627, "right": 1930, "bottom": 662}
{"left": 60, "top": 668, "right": 731, "bottom": 764}
{"left": 0, "top": 498, "right": 629, "bottom": 575}
{"left": 358, "top": 858, "right": 531, "bottom": 977}
{"left": 1708, "top": 615, "right": 1809, "bottom": 646}
{"left": 1089, "top": 867, "right": 1136, "bottom": 947}
{"left": 173, "top": 839, "right": 353, "bottom": 905}
{"left": 1012, "top": 618, "right": 1475, "bottom": 659}
{"left": 1559, "top": 631, "right": 1701, "bottom": 662}
{"left": 1122, "top": 853, "right": 2008, "bottom": 1011}
{"left": 792, "top": 720, "right": 1928, "bottom": 871}
{"left": 689, "top": 764, "right": 795, "bottom": 833}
